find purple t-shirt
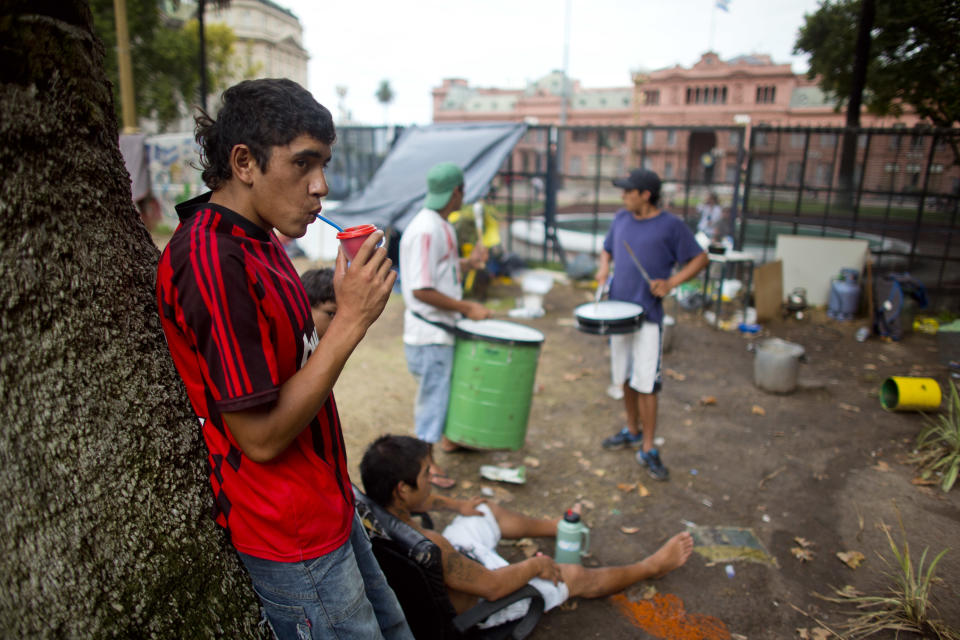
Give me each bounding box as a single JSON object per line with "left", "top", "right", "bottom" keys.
{"left": 603, "top": 209, "right": 703, "bottom": 324}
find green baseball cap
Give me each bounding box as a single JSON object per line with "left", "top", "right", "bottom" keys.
{"left": 424, "top": 162, "right": 464, "bottom": 210}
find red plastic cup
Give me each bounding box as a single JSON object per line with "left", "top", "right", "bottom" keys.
{"left": 336, "top": 224, "right": 378, "bottom": 261}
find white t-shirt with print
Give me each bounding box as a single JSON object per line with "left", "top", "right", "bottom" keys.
{"left": 400, "top": 208, "right": 462, "bottom": 346}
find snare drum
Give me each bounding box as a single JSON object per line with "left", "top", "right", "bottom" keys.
{"left": 574, "top": 301, "right": 645, "bottom": 335}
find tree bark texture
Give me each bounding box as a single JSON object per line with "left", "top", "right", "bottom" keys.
{"left": 0, "top": 2, "right": 263, "bottom": 636}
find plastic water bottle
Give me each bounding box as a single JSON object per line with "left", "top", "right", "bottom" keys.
{"left": 555, "top": 510, "right": 590, "bottom": 564}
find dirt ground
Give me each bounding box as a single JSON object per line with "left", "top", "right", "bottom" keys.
{"left": 304, "top": 258, "right": 960, "bottom": 639}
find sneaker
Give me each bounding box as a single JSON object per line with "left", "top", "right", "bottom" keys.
{"left": 636, "top": 448, "right": 670, "bottom": 481}
{"left": 602, "top": 427, "right": 643, "bottom": 450}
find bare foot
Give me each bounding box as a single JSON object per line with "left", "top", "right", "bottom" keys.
{"left": 439, "top": 436, "right": 463, "bottom": 453}
{"left": 646, "top": 532, "right": 694, "bottom": 578}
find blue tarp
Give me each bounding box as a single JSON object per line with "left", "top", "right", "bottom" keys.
{"left": 333, "top": 122, "right": 527, "bottom": 233}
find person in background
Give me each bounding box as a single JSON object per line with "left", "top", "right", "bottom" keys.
{"left": 399, "top": 162, "right": 490, "bottom": 489}
{"left": 595, "top": 168, "right": 708, "bottom": 481}
{"left": 156, "top": 78, "right": 411, "bottom": 640}
{"left": 360, "top": 435, "right": 693, "bottom": 626}
{"left": 301, "top": 267, "right": 337, "bottom": 338}
{"left": 695, "top": 192, "right": 731, "bottom": 248}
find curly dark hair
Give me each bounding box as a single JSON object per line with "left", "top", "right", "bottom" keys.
{"left": 360, "top": 435, "right": 430, "bottom": 508}
{"left": 194, "top": 78, "right": 336, "bottom": 190}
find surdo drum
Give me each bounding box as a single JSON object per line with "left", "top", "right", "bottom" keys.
{"left": 444, "top": 319, "right": 545, "bottom": 450}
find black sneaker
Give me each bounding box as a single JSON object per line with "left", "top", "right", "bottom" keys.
{"left": 602, "top": 427, "right": 643, "bottom": 450}
{"left": 637, "top": 448, "right": 670, "bottom": 481}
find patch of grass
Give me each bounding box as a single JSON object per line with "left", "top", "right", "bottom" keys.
{"left": 912, "top": 379, "right": 960, "bottom": 492}
{"left": 820, "top": 512, "right": 956, "bottom": 639}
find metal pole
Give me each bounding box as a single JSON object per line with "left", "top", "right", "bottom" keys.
{"left": 112, "top": 0, "right": 137, "bottom": 133}
{"left": 198, "top": 0, "right": 208, "bottom": 112}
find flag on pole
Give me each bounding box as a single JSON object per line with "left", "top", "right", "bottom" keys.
{"left": 716, "top": 0, "right": 730, "bottom": 11}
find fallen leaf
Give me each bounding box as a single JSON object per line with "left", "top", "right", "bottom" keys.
{"left": 751, "top": 405, "right": 766, "bottom": 416}
{"left": 637, "top": 482, "right": 651, "bottom": 497}
{"left": 837, "top": 550, "right": 865, "bottom": 569}
{"left": 579, "top": 499, "right": 595, "bottom": 510}
{"left": 592, "top": 469, "right": 606, "bottom": 477}
{"left": 700, "top": 395, "right": 717, "bottom": 406}
{"left": 838, "top": 402, "right": 861, "bottom": 413}
{"left": 620, "top": 526, "right": 640, "bottom": 534}
{"left": 617, "top": 482, "right": 637, "bottom": 492}
{"left": 794, "top": 537, "right": 815, "bottom": 548}
{"left": 911, "top": 477, "right": 937, "bottom": 486}
{"left": 572, "top": 450, "right": 583, "bottom": 458}
{"left": 837, "top": 584, "right": 863, "bottom": 597}
{"left": 523, "top": 456, "right": 541, "bottom": 468}
{"left": 577, "top": 458, "right": 592, "bottom": 470}
{"left": 873, "top": 460, "right": 891, "bottom": 472}
{"left": 563, "top": 372, "right": 580, "bottom": 382}
{"left": 863, "top": 363, "right": 877, "bottom": 370}
{"left": 683, "top": 419, "right": 694, "bottom": 426}
{"left": 641, "top": 585, "right": 658, "bottom": 600}
{"left": 798, "top": 629, "right": 830, "bottom": 640}
{"left": 559, "top": 600, "right": 579, "bottom": 611}
{"left": 791, "top": 547, "right": 815, "bottom": 562}
{"left": 461, "top": 480, "right": 473, "bottom": 490}
{"left": 665, "top": 368, "right": 687, "bottom": 381}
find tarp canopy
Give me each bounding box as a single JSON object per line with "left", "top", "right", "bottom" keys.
{"left": 333, "top": 122, "right": 527, "bottom": 233}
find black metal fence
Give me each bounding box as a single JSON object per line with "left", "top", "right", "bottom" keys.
{"left": 329, "top": 123, "right": 960, "bottom": 308}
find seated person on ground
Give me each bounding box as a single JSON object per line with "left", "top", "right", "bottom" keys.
{"left": 359, "top": 434, "right": 694, "bottom": 626}
{"left": 301, "top": 267, "right": 337, "bottom": 338}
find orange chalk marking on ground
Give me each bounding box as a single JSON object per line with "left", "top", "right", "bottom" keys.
{"left": 611, "top": 592, "right": 730, "bottom": 640}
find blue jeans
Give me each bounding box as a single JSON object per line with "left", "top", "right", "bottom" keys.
{"left": 238, "top": 514, "right": 412, "bottom": 640}
{"left": 404, "top": 343, "right": 454, "bottom": 443}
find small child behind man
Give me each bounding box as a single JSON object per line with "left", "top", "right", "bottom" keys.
{"left": 301, "top": 268, "right": 337, "bottom": 338}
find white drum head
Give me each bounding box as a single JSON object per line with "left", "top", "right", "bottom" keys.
{"left": 574, "top": 301, "right": 644, "bottom": 321}
{"left": 456, "top": 319, "right": 545, "bottom": 344}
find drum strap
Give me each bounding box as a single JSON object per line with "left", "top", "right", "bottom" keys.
{"left": 412, "top": 311, "right": 468, "bottom": 338}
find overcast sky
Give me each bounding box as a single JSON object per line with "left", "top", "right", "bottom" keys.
{"left": 278, "top": 0, "right": 823, "bottom": 126}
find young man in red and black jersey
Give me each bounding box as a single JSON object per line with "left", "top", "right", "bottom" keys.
{"left": 156, "top": 79, "right": 412, "bottom": 640}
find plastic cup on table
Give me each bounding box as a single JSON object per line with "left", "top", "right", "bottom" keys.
{"left": 336, "top": 224, "right": 378, "bottom": 261}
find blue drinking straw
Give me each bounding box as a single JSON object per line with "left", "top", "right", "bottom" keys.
{"left": 315, "top": 213, "right": 343, "bottom": 232}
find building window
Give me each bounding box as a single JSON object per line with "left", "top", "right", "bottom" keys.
{"left": 753, "top": 131, "right": 767, "bottom": 147}
{"left": 643, "top": 90, "right": 660, "bottom": 106}
{"left": 664, "top": 161, "right": 674, "bottom": 179}
{"left": 786, "top": 161, "right": 803, "bottom": 185}
{"left": 642, "top": 157, "right": 653, "bottom": 170}
{"left": 667, "top": 130, "right": 677, "bottom": 146}
{"left": 815, "top": 163, "right": 833, "bottom": 186}
{"left": 729, "top": 130, "right": 741, "bottom": 147}
{"left": 820, "top": 133, "right": 837, "bottom": 148}
{"left": 791, "top": 133, "right": 805, "bottom": 148}
{"left": 571, "top": 130, "right": 591, "bottom": 143}
{"left": 755, "top": 85, "right": 776, "bottom": 104}
{"left": 725, "top": 164, "right": 738, "bottom": 184}
{"left": 686, "top": 86, "right": 728, "bottom": 105}
{"left": 644, "top": 130, "right": 656, "bottom": 146}
{"left": 569, "top": 156, "right": 581, "bottom": 175}
{"left": 750, "top": 159, "right": 765, "bottom": 183}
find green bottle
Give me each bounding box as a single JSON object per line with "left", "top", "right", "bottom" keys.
{"left": 555, "top": 510, "right": 590, "bottom": 564}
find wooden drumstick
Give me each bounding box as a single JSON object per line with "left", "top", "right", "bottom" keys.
{"left": 622, "top": 241, "right": 654, "bottom": 287}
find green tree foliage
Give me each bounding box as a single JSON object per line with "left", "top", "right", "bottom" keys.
{"left": 794, "top": 0, "right": 960, "bottom": 130}
{"left": 376, "top": 79, "right": 394, "bottom": 124}
{"left": 91, "top": 0, "right": 245, "bottom": 130}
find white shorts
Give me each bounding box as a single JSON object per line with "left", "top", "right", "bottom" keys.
{"left": 442, "top": 504, "right": 569, "bottom": 627}
{"left": 609, "top": 321, "right": 663, "bottom": 394}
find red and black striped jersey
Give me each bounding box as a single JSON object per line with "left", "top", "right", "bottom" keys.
{"left": 156, "top": 193, "right": 353, "bottom": 562}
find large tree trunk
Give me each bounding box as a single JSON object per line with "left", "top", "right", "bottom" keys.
{"left": 0, "top": 2, "right": 263, "bottom": 636}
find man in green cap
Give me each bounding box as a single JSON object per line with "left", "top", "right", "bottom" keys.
{"left": 399, "top": 162, "right": 491, "bottom": 488}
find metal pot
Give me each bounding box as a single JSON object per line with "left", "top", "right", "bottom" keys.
{"left": 753, "top": 338, "right": 805, "bottom": 393}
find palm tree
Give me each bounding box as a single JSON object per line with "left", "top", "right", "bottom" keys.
{"left": 0, "top": 2, "right": 263, "bottom": 636}
{"left": 376, "top": 78, "right": 394, "bottom": 125}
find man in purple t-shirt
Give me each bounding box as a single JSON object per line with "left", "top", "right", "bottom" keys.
{"left": 595, "top": 169, "right": 707, "bottom": 480}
